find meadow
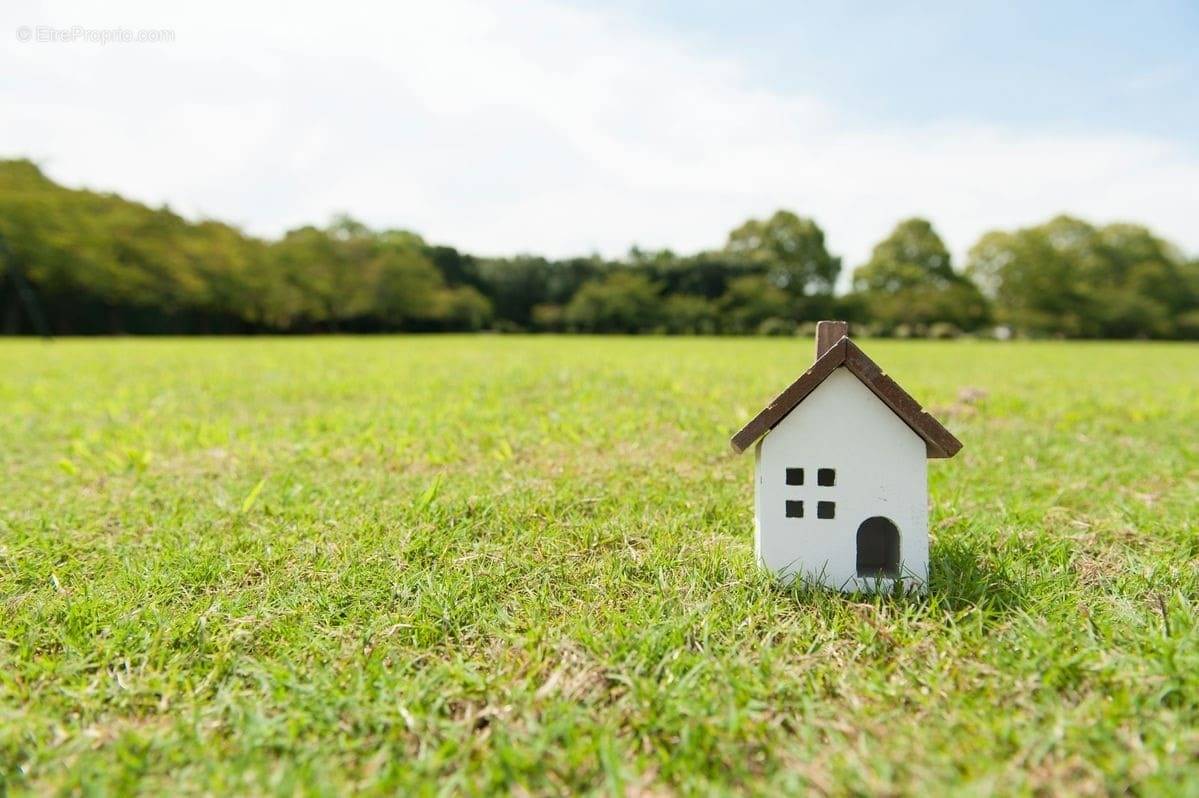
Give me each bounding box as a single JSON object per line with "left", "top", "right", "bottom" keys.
{"left": 1, "top": 336, "right": 1197, "bottom": 795}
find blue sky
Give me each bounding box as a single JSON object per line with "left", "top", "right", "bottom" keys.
{"left": 581, "top": 0, "right": 1199, "bottom": 138}
{"left": 3, "top": 0, "right": 1197, "bottom": 267}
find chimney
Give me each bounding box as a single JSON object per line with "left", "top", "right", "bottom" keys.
{"left": 815, "top": 320, "right": 849, "bottom": 359}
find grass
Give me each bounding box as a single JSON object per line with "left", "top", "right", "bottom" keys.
{"left": 1, "top": 335, "right": 1197, "bottom": 796}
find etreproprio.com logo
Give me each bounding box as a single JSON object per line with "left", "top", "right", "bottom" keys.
{"left": 15, "top": 25, "right": 175, "bottom": 44}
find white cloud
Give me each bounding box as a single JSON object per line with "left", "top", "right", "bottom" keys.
{"left": 2, "top": 0, "right": 1197, "bottom": 272}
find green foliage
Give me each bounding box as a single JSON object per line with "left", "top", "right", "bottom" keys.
{"left": 1, "top": 337, "right": 1197, "bottom": 793}
{"left": 725, "top": 210, "right": 842, "bottom": 295}
{"left": 0, "top": 161, "right": 487, "bottom": 333}
{"left": 718, "top": 275, "right": 796, "bottom": 334}
{"left": 0, "top": 160, "right": 265, "bottom": 329}
{"left": 563, "top": 271, "right": 662, "bottom": 332}
{"left": 473, "top": 256, "right": 604, "bottom": 330}
{"left": 659, "top": 294, "right": 719, "bottom": 334}
{"left": 2, "top": 160, "right": 1197, "bottom": 338}
{"left": 966, "top": 216, "right": 1197, "bottom": 338}
{"left": 852, "top": 218, "right": 990, "bottom": 334}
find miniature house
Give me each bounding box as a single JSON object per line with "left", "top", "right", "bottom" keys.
{"left": 730, "top": 321, "right": 962, "bottom": 591}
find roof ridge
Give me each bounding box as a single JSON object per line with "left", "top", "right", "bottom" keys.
{"left": 729, "top": 336, "right": 962, "bottom": 459}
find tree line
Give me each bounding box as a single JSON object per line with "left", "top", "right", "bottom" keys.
{"left": 2, "top": 158, "right": 1197, "bottom": 338}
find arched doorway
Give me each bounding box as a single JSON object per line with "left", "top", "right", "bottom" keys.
{"left": 856, "top": 517, "right": 900, "bottom": 578}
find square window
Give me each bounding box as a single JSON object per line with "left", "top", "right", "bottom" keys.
{"left": 817, "top": 501, "right": 835, "bottom": 519}
{"left": 785, "top": 500, "right": 804, "bottom": 518}
{"left": 817, "top": 468, "right": 836, "bottom": 487}
{"left": 785, "top": 468, "right": 804, "bottom": 486}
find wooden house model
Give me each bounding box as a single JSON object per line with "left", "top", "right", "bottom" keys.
{"left": 730, "top": 321, "right": 962, "bottom": 591}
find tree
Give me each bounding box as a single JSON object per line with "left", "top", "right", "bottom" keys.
{"left": 718, "top": 275, "right": 796, "bottom": 334}
{"left": 660, "top": 294, "right": 718, "bottom": 334}
{"left": 966, "top": 216, "right": 1193, "bottom": 338}
{"left": 437, "top": 286, "right": 493, "bottom": 331}
{"left": 852, "top": 218, "right": 989, "bottom": 334}
{"left": 563, "top": 271, "right": 662, "bottom": 333}
{"left": 473, "top": 256, "right": 604, "bottom": 329}
{"left": 271, "top": 225, "right": 364, "bottom": 327}
{"left": 855, "top": 218, "right": 954, "bottom": 291}
{"left": 1091, "top": 223, "right": 1194, "bottom": 337}
{"left": 372, "top": 246, "right": 450, "bottom": 327}
{"left": 1179, "top": 259, "right": 1199, "bottom": 338}
{"left": 724, "top": 210, "right": 841, "bottom": 297}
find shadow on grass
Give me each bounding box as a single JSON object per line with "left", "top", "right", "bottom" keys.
{"left": 926, "top": 538, "right": 1030, "bottom": 614}
{"left": 766, "top": 539, "right": 1030, "bottom": 618}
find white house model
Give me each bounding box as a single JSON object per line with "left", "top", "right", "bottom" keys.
{"left": 730, "top": 321, "right": 962, "bottom": 592}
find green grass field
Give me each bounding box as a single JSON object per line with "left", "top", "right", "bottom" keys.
{"left": 2, "top": 336, "right": 1197, "bottom": 795}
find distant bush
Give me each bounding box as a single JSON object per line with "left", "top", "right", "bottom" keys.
{"left": 756, "top": 318, "right": 796, "bottom": 336}
{"left": 928, "top": 322, "right": 963, "bottom": 339}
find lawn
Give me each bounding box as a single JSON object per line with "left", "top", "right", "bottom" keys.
{"left": 1, "top": 336, "right": 1197, "bottom": 796}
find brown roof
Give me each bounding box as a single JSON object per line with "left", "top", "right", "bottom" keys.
{"left": 729, "top": 336, "right": 963, "bottom": 458}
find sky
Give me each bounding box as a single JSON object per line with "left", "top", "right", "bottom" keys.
{"left": 3, "top": 0, "right": 1197, "bottom": 269}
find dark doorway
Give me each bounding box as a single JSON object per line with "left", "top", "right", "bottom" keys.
{"left": 856, "top": 517, "right": 900, "bottom": 578}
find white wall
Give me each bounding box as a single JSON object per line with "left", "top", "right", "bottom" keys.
{"left": 754, "top": 368, "right": 928, "bottom": 591}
